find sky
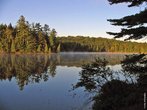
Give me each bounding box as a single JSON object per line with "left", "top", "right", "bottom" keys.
{"left": 0, "top": 0, "right": 141, "bottom": 38}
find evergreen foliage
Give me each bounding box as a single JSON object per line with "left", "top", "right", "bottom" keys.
{"left": 59, "top": 36, "right": 147, "bottom": 53}
{"left": 107, "top": 0, "right": 147, "bottom": 40}
{"left": 0, "top": 16, "right": 59, "bottom": 53}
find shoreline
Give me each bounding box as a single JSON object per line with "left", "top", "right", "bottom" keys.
{"left": 0, "top": 52, "right": 146, "bottom": 55}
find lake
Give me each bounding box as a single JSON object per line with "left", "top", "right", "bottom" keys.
{"left": 0, "top": 52, "right": 144, "bottom": 110}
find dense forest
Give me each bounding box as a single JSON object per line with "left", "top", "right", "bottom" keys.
{"left": 0, "top": 16, "right": 147, "bottom": 53}
{"left": 0, "top": 15, "right": 60, "bottom": 53}
{"left": 59, "top": 36, "right": 147, "bottom": 53}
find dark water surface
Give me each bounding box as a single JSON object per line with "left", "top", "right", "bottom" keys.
{"left": 0, "top": 52, "right": 128, "bottom": 110}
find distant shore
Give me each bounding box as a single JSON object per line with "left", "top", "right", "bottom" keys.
{"left": 0, "top": 52, "right": 145, "bottom": 55}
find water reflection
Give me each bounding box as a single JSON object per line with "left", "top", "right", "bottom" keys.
{"left": 0, "top": 54, "right": 58, "bottom": 90}
{"left": 0, "top": 53, "right": 140, "bottom": 110}
{"left": 74, "top": 54, "right": 147, "bottom": 110}
{"left": 60, "top": 52, "right": 125, "bottom": 66}
{"left": 0, "top": 53, "right": 125, "bottom": 91}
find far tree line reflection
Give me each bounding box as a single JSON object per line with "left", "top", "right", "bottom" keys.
{"left": 74, "top": 54, "right": 147, "bottom": 110}
{"left": 0, "top": 53, "right": 146, "bottom": 109}
{"left": 0, "top": 53, "right": 125, "bottom": 91}
{"left": 0, "top": 54, "right": 58, "bottom": 90}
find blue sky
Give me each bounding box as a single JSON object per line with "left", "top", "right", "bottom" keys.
{"left": 0, "top": 0, "right": 140, "bottom": 38}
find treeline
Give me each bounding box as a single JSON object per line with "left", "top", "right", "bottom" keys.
{"left": 0, "top": 16, "right": 60, "bottom": 53}
{"left": 1, "top": 16, "right": 147, "bottom": 54}
{"left": 59, "top": 36, "right": 147, "bottom": 53}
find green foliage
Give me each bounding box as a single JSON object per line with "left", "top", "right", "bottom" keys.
{"left": 59, "top": 36, "right": 147, "bottom": 53}
{"left": 49, "top": 29, "right": 57, "bottom": 52}
{"left": 11, "top": 40, "right": 15, "bottom": 53}
{"left": 0, "top": 16, "right": 59, "bottom": 53}
{"left": 49, "top": 29, "right": 56, "bottom": 46}
{"left": 107, "top": 0, "right": 147, "bottom": 40}
{"left": 15, "top": 16, "right": 30, "bottom": 52}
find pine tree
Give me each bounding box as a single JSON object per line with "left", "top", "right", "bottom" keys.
{"left": 0, "top": 24, "right": 7, "bottom": 52}
{"left": 43, "top": 24, "right": 50, "bottom": 53}
{"left": 37, "top": 31, "right": 45, "bottom": 52}
{"left": 0, "top": 16, "right": 59, "bottom": 53}
{"left": 49, "top": 29, "right": 57, "bottom": 52}
{"left": 107, "top": 0, "right": 147, "bottom": 40}
{"left": 5, "top": 23, "right": 14, "bottom": 52}
{"left": 15, "top": 15, "right": 30, "bottom": 52}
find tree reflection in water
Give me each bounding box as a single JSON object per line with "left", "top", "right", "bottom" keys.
{"left": 74, "top": 54, "right": 147, "bottom": 110}
{"left": 0, "top": 54, "right": 58, "bottom": 90}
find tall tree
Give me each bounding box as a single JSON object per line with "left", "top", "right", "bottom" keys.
{"left": 5, "top": 23, "right": 15, "bottom": 53}
{"left": 107, "top": 0, "right": 147, "bottom": 40}
{"left": 34, "top": 23, "right": 46, "bottom": 52}
{"left": 43, "top": 24, "right": 50, "bottom": 35}
{"left": 49, "top": 29, "right": 57, "bottom": 52}
{"left": 0, "top": 24, "right": 7, "bottom": 52}
{"left": 43, "top": 24, "right": 50, "bottom": 53}
{"left": 0, "top": 16, "right": 59, "bottom": 53}
{"left": 15, "top": 15, "right": 30, "bottom": 52}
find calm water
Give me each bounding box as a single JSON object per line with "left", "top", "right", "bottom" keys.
{"left": 0, "top": 52, "right": 131, "bottom": 110}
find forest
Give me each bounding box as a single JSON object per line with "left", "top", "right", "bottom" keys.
{"left": 0, "top": 15, "right": 60, "bottom": 53}
{"left": 0, "top": 15, "right": 147, "bottom": 53}
{"left": 59, "top": 36, "right": 147, "bottom": 53}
